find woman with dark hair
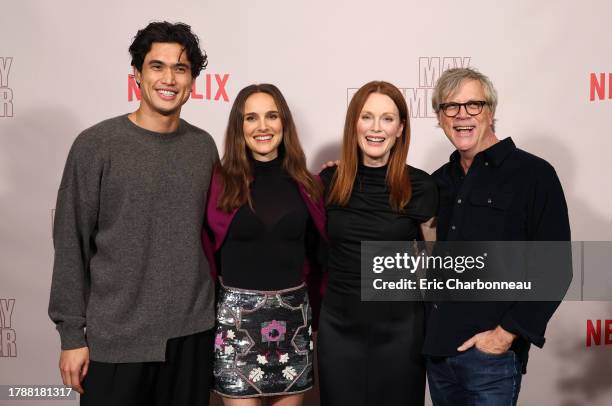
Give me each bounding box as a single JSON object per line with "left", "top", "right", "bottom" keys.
{"left": 203, "top": 84, "right": 326, "bottom": 406}
{"left": 317, "top": 81, "right": 438, "bottom": 405}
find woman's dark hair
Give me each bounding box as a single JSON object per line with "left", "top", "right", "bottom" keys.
{"left": 217, "top": 84, "right": 323, "bottom": 212}
{"left": 129, "top": 21, "right": 207, "bottom": 78}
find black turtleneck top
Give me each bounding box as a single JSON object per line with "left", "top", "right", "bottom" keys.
{"left": 320, "top": 163, "right": 438, "bottom": 301}
{"left": 220, "top": 156, "right": 310, "bottom": 291}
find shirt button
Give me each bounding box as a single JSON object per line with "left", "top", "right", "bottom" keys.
{"left": 457, "top": 199, "right": 462, "bottom": 204}
{"left": 485, "top": 161, "right": 489, "bottom": 166}
{"left": 451, "top": 225, "right": 456, "bottom": 230}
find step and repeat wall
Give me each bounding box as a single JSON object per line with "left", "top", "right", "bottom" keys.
{"left": 1, "top": 1, "right": 611, "bottom": 405}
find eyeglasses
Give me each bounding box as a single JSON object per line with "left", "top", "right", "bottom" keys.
{"left": 438, "top": 100, "right": 487, "bottom": 117}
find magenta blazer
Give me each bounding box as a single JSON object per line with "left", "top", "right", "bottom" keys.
{"left": 202, "top": 165, "right": 328, "bottom": 328}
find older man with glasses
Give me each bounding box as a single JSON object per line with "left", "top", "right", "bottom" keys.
{"left": 424, "top": 67, "right": 571, "bottom": 405}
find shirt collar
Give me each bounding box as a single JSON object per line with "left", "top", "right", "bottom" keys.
{"left": 449, "top": 137, "right": 516, "bottom": 168}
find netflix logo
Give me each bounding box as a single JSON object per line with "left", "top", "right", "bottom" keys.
{"left": 128, "top": 73, "right": 230, "bottom": 103}
{"left": 589, "top": 73, "right": 612, "bottom": 101}
{"left": 585, "top": 319, "right": 612, "bottom": 347}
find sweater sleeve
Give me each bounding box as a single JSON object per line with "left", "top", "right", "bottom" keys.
{"left": 48, "top": 133, "right": 104, "bottom": 350}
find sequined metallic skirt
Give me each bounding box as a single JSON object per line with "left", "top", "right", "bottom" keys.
{"left": 213, "top": 281, "right": 314, "bottom": 398}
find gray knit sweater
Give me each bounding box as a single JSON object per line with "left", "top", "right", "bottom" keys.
{"left": 49, "top": 114, "right": 218, "bottom": 362}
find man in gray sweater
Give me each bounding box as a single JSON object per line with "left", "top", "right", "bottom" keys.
{"left": 49, "top": 22, "right": 218, "bottom": 405}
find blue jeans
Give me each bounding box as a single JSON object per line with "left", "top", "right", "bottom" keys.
{"left": 427, "top": 348, "right": 522, "bottom": 406}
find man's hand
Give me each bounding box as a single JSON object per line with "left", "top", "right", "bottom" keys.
{"left": 320, "top": 160, "right": 340, "bottom": 170}
{"left": 59, "top": 347, "right": 89, "bottom": 394}
{"left": 457, "top": 325, "right": 516, "bottom": 354}
{"left": 420, "top": 217, "right": 436, "bottom": 242}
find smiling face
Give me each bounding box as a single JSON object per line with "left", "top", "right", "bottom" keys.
{"left": 356, "top": 92, "right": 404, "bottom": 167}
{"left": 133, "top": 42, "right": 193, "bottom": 119}
{"left": 438, "top": 79, "right": 495, "bottom": 159}
{"left": 242, "top": 92, "right": 283, "bottom": 162}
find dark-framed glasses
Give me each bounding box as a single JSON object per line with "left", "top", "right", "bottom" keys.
{"left": 438, "top": 100, "right": 487, "bottom": 117}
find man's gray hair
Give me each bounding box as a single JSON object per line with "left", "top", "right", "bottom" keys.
{"left": 432, "top": 67, "right": 498, "bottom": 122}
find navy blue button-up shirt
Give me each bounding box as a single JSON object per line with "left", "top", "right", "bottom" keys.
{"left": 424, "top": 137, "right": 571, "bottom": 372}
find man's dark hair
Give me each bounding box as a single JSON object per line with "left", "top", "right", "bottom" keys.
{"left": 129, "top": 21, "right": 207, "bottom": 78}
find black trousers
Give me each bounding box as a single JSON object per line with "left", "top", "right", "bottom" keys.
{"left": 81, "top": 329, "right": 214, "bottom": 406}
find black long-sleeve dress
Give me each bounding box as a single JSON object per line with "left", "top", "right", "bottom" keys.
{"left": 317, "top": 163, "right": 438, "bottom": 406}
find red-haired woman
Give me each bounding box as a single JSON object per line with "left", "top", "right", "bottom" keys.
{"left": 203, "top": 84, "right": 326, "bottom": 406}
{"left": 317, "top": 81, "right": 437, "bottom": 405}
